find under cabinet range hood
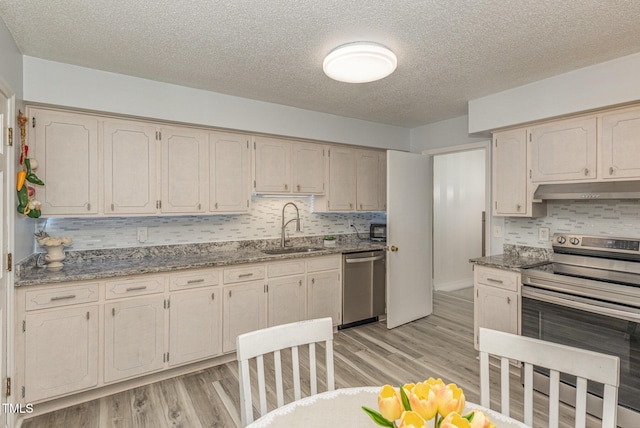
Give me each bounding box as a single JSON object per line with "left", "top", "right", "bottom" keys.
{"left": 533, "top": 180, "right": 640, "bottom": 200}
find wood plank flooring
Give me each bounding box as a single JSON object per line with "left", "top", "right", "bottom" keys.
{"left": 22, "top": 289, "right": 601, "bottom": 428}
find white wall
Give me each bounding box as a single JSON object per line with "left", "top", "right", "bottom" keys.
{"left": 468, "top": 52, "right": 640, "bottom": 133}
{"left": 410, "top": 115, "right": 487, "bottom": 153}
{"left": 23, "top": 57, "right": 410, "bottom": 150}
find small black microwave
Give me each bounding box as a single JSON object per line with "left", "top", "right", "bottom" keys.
{"left": 370, "top": 223, "right": 387, "bottom": 242}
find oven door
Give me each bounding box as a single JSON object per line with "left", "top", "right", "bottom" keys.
{"left": 522, "top": 285, "right": 640, "bottom": 426}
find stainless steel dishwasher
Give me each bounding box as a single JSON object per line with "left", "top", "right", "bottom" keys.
{"left": 340, "top": 250, "right": 386, "bottom": 329}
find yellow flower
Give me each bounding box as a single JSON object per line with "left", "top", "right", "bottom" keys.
{"left": 377, "top": 384, "right": 403, "bottom": 421}
{"left": 440, "top": 412, "right": 472, "bottom": 428}
{"left": 398, "top": 410, "right": 427, "bottom": 428}
{"left": 408, "top": 381, "right": 439, "bottom": 420}
{"left": 466, "top": 410, "right": 497, "bottom": 428}
{"left": 436, "top": 383, "right": 466, "bottom": 417}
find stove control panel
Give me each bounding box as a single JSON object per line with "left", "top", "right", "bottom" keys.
{"left": 553, "top": 233, "right": 640, "bottom": 254}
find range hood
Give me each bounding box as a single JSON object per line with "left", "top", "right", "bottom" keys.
{"left": 533, "top": 180, "right": 640, "bottom": 200}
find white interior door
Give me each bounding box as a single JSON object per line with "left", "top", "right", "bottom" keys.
{"left": 0, "top": 78, "right": 14, "bottom": 427}
{"left": 386, "top": 151, "right": 432, "bottom": 329}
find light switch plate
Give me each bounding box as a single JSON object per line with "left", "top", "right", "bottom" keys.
{"left": 493, "top": 226, "right": 503, "bottom": 238}
{"left": 137, "top": 227, "right": 148, "bottom": 243}
{"left": 538, "top": 227, "right": 550, "bottom": 241}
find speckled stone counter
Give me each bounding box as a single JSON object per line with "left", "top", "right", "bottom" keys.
{"left": 469, "top": 244, "right": 552, "bottom": 272}
{"left": 16, "top": 235, "right": 385, "bottom": 287}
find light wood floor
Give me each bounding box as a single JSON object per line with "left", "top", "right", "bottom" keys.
{"left": 22, "top": 289, "right": 600, "bottom": 428}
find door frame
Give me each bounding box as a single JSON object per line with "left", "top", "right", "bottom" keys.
{"left": 0, "top": 74, "right": 16, "bottom": 428}
{"left": 422, "top": 141, "right": 492, "bottom": 262}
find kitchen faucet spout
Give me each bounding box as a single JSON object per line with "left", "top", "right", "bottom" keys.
{"left": 281, "top": 202, "right": 301, "bottom": 247}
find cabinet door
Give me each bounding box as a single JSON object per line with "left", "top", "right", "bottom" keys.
{"left": 327, "top": 147, "right": 356, "bottom": 211}
{"left": 31, "top": 109, "right": 99, "bottom": 215}
{"left": 24, "top": 305, "right": 98, "bottom": 402}
{"left": 292, "top": 143, "right": 325, "bottom": 194}
{"left": 104, "top": 296, "right": 165, "bottom": 383}
{"left": 529, "top": 117, "right": 597, "bottom": 182}
{"left": 307, "top": 271, "right": 341, "bottom": 326}
{"left": 600, "top": 107, "right": 640, "bottom": 179}
{"left": 161, "top": 127, "right": 208, "bottom": 213}
{"left": 379, "top": 151, "right": 387, "bottom": 211}
{"left": 268, "top": 275, "right": 306, "bottom": 327}
{"left": 222, "top": 281, "right": 267, "bottom": 353}
{"left": 356, "top": 150, "right": 381, "bottom": 211}
{"left": 254, "top": 137, "right": 291, "bottom": 193}
{"left": 493, "top": 129, "right": 528, "bottom": 216}
{"left": 104, "top": 119, "right": 158, "bottom": 214}
{"left": 169, "top": 288, "right": 221, "bottom": 366}
{"left": 210, "top": 132, "right": 250, "bottom": 212}
{"left": 474, "top": 284, "right": 518, "bottom": 349}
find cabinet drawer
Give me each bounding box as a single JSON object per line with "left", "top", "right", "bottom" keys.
{"left": 268, "top": 260, "right": 305, "bottom": 278}
{"left": 475, "top": 266, "right": 519, "bottom": 292}
{"left": 169, "top": 269, "right": 221, "bottom": 291}
{"left": 105, "top": 276, "right": 165, "bottom": 299}
{"left": 223, "top": 264, "right": 266, "bottom": 284}
{"left": 25, "top": 282, "right": 100, "bottom": 311}
{"left": 307, "top": 255, "right": 341, "bottom": 273}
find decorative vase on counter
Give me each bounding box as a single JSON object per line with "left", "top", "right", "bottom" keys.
{"left": 36, "top": 236, "right": 72, "bottom": 269}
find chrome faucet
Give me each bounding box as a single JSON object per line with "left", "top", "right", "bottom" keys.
{"left": 281, "top": 202, "right": 301, "bottom": 247}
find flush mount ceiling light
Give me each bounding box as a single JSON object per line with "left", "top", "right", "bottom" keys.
{"left": 323, "top": 42, "right": 397, "bottom": 83}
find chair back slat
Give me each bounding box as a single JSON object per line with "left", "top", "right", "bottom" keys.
{"left": 236, "top": 317, "right": 335, "bottom": 427}
{"left": 500, "top": 357, "right": 510, "bottom": 416}
{"left": 309, "top": 342, "right": 317, "bottom": 395}
{"left": 478, "top": 327, "right": 620, "bottom": 428}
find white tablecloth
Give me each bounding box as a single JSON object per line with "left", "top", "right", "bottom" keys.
{"left": 246, "top": 386, "right": 530, "bottom": 427}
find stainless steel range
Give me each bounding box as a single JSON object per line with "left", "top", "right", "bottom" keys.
{"left": 521, "top": 233, "right": 640, "bottom": 427}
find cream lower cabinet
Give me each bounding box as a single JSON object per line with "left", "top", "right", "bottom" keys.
{"left": 222, "top": 280, "right": 268, "bottom": 353}
{"left": 24, "top": 305, "right": 99, "bottom": 402}
{"left": 267, "top": 259, "right": 307, "bottom": 327}
{"left": 473, "top": 265, "right": 519, "bottom": 350}
{"left": 104, "top": 295, "right": 166, "bottom": 383}
{"left": 307, "top": 256, "right": 342, "bottom": 326}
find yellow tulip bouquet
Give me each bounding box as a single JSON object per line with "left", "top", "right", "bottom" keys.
{"left": 362, "top": 378, "right": 496, "bottom": 428}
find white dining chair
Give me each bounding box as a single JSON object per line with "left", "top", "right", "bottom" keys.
{"left": 236, "top": 317, "right": 335, "bottom": 426}
{"left": 478, "top": 327, "right": 620, "bottom": 428}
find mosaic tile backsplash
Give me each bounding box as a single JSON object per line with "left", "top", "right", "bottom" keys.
{"left": 504, "top": 200, "right": 640, "bottom": 248}
{"left": 34, "top": 196, "right": 386, "bottom": 251}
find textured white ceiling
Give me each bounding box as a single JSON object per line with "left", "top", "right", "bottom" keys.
{"left": 2, "top": 0, "right": 640, "bottom": 127}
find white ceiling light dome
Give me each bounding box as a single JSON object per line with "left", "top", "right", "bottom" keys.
{"left": 323, "top": 42, "right": 397, "bottom": 83}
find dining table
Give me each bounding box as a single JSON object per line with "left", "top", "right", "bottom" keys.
{"left": 246, "top": 386, "right": 530, "bottom": 427}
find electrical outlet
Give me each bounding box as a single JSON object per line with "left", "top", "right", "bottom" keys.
{"left": 538, "top": 227, "right": 550, "bottom": 241}
{"left": 137, "top": 227, "right": 148, "bottom": 243}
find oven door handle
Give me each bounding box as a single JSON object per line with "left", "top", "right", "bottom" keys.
{"left": 522, "top": 286, "right": 640, "bottom": 323}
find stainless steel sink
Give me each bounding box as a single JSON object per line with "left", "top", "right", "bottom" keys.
{"left": 262, "top": 247, "right": 325, "bottom": 255}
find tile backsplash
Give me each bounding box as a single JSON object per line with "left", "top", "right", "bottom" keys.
{"left": 35, "top": 196, "right": 386, "bottom": 251}
{"left": 505, "top": 199, "right": 640, "bottom": 247}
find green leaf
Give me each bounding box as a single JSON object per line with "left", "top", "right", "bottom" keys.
{"left": 361, "top": 406, "right": 395, "bottom": 427}
{"left": 400, "top": 386, "right": 411, "bottom": 411}
{"left": 463, "top": 411, "right": 475, "bottom": 422}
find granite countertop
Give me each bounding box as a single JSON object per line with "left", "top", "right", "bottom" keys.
{"left": 469, "top": 244, "right": 552, "bottom": 272}
{"left": 16, "top": 237, "right": 385, "bottom": 287}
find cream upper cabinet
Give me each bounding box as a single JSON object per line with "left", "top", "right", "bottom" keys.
{"left": 210, "top": 132, "right": 250, "bottom": 213}
{"left": 600, "top": 106, "right": 640, "bottom": 180}
{"left": 292, "top": 142, "right": 325, "bottom": 194}
{"left": 379, "top": 151, "right": 387, "bottom": 211}
{"left": 529, "top": 116, "right": 597, "bottom": 183}
{"left": 493, "top": 129, "right": 527, "bottom": 216}
{"left": 356, "top": 150, "right": 381, "bottom": 211}
{"left": 326, "top": 146, "right": 357, "bottom": 211}
{"left": 253, "top": 136, "right": 291, "bottom": 193}
{"left": 160, "top": 127, "right": 208, "bottom": 214}
{"left": 104, "top": 295, "right": 166, "bottom": 383}
{"left": 103, "top": 119, "right": 159, "bottom": 215}
{"left": 30, "top": 108, "right": 99, "bottom": 215}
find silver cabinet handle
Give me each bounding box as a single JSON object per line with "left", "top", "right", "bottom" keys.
{"left": 186, "top": 279, "right": 205, "bottom": 284}
{"left": 238, "top": 273, "right": 254, "bottom": 278}
{"left": 487, "top": 278, "right": 504, "bottom": 284}
{"left": 507, "top": 297, "right": 511, "bottom": 304}
{"left": 50, "top": 294, "right": 76, "bottom": 301}
{"left": 296, "top": 184, "right": 300, "bottom": 191}
{"left": 284, "top": 184, "right": 288, "bottom": 190}
{"left": 584, "top": 168, "right": 589, "bottom": 176}
{"left": 211, "top": 293, "right": 215, "bottom": 300}
{"left": 609, "top": 166, "right": 615, "bottom": 176}
{"left": 345, "top": 256, "right": 385, "bottom": 263}
{"left": 126, "top": 286, "right": 147, "bottom": 292}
